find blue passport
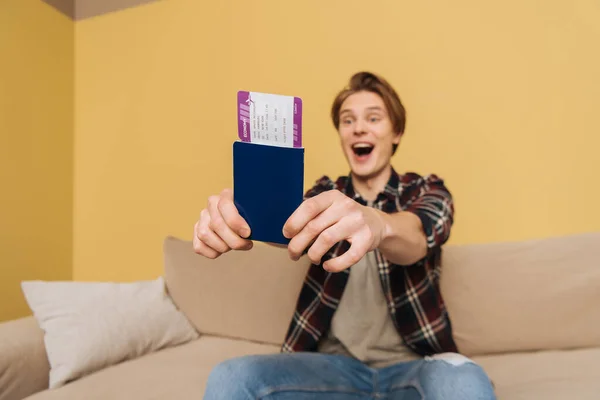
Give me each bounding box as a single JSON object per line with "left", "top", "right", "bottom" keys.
{"left": 233, "top": 141, "right": 304, "bottom": 245}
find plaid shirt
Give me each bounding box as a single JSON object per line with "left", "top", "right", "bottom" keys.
{"left": 282, "top": 168, "right": 458, "bottom": 356}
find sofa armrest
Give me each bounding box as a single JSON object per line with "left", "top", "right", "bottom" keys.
{"left": 0, "top": 317, "right": 49, "bottom": 400}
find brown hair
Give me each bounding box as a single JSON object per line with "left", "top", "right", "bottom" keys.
{"left": 331, "top": 71, "right": 406, "bottom": 155}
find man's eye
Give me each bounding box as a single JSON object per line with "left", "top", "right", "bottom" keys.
{"left": 342, "top": 119, "right": 352, "bottom": 125}
{"left": 369, "top": 117, "right": 380, "bottom": 123}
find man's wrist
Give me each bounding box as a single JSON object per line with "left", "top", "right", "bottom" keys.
{"left": 372, "top": 208, "right": 393, "bottom": 248}
{"left": 373, "top": 209, "right": 428, "bottom": 264}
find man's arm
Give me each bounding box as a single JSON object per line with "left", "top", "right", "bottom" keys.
{"left": 373, "top": 209, "right": 428, "bottom": 266}
{"left": 376, "top": 174, "right": 454, "bottom": 265}
{"left": 284, "top": 174, "right": 454, "bottom": 271}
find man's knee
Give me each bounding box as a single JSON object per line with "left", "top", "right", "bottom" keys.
{"left": 204, "top": 356, "right": 265, "bottom": 399}
{"left": 419, "top": 353, "right": 496, "bottom": 400}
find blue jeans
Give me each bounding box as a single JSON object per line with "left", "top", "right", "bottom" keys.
{"left": 203, "top": 352, "right": 496, "bottom": 399}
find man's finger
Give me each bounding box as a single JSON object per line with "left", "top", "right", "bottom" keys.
{"left": 283, "top": 191, "right": 340, "bottom": 239}
{"left": 218, "top": 192, "right": 251, "bottom": 238}
{"left": 287, "top": 205, "right": 342, "bottom": 260}
{"left": 322, "top": 235, "right": 370, "bottom": 272}
{"left": 197, "top": 218, "right": 230, "bottom": 254}
{"left": 306, "top": 216, "right": 360, "bottom": 265}
{"left": 193, "top": 236, "right": 221, "bottom": 259}
{"left": 208, "top": 197, "right": 253, "bottom": 251}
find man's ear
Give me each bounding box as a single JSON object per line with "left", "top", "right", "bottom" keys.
{"left": 393, "top": 132, "right": 402, "bottom": 145}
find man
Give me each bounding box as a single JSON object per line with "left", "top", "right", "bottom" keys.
{"left": 194, "top": 72, "right": 496, "bottom": 399}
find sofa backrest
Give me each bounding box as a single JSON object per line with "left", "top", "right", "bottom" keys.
{"left": 164, "top": 231, "right": 600, "bottom": 355}
{"left": 440, "top": 231, "right": 600, "bottom": 357}
{"left": 163, "top": 236, "right": 309, "bottom": 346}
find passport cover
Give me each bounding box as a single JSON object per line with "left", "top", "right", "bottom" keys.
{"left": 233, "top": 141, "right": 304, "bottom": 245}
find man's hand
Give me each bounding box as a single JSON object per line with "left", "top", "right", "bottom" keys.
{"left": 282, "top": 190, "right": 387, "bottom": 272}
{"left": 193, "top": 189, "right": 253, "bottom": 259}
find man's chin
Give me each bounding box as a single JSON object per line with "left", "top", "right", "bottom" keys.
{"left": 350, "top": 161, "right": 390, "bottom": 181}
{"left": 350, "top": 166, "right": 377, "bottom": 180}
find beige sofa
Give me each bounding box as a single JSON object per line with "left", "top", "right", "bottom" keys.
{"left": 1, "top": 231, "right": 599, "bottom": 399}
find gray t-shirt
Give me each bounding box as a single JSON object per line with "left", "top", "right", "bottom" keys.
{"left": 318, "top": 251, "right": 421, "bottom": 368}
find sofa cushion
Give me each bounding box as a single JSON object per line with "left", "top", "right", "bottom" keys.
{"left": 24, "top": 336, "right": 280, "bottom": 400}
{"left": 23, "top": 336, "right": 600, "bottom": 400}
{"left": 441, "top": 231, "right": 600, "bottom": 356}
{"left": 21, "top": 277, "right": 199, "bottom": 389}
{"left": 473, "top": 347, "right": 600, "bottom": 400}
{"left": 163, "top": 236, "right": 310, "bottom": 346}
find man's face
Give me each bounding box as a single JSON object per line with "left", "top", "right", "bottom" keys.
{"left": 338, "top": 91, "right": 401, "bottom": 180}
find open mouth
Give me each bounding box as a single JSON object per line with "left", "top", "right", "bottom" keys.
{"left": 352, "top": 143, "right": 374, "bottom": 156}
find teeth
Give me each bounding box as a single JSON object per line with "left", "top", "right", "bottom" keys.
{"left": 352, "top": 143, "right": 373, "bottom": 149}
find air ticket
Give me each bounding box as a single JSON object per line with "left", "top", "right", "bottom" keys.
{"left": 237, "top": 91, "right": 302, "bottom": 148}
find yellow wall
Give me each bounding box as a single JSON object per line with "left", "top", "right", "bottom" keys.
{"left": 0, "top": 0, "right": 74, "bottom": 321}
{"left": 74, "top": 0, "right": 600, "bottom": 281}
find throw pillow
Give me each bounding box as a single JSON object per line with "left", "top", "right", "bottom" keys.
{"left": 21, "top": 276, "right": 200, "bottom": 389}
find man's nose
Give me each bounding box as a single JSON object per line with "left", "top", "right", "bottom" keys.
{"left": 354, "top": 118, "right": 367, "bottom": 135}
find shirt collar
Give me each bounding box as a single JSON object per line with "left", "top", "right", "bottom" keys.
{"left": 345, "top": 167, "right": 400, "bottom": 205}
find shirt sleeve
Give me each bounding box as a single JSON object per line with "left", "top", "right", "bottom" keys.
{"left": 405, "top": 174, "right": 454, "bottom": 249}
{"left": 303, "top": 176, "right": 336, "bottom": 200}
